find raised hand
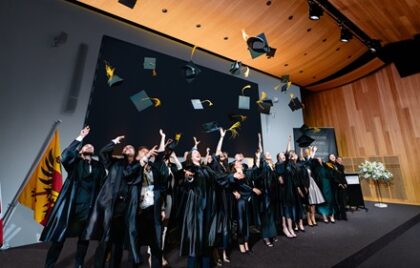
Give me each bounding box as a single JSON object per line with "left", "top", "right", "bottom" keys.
{"left": 112, "top": 135, "right": 125, "bottom": 144}
{"left": 206, "top": 147, "right": 210, "bottom": 154}
{"left": 146, "top": 145, "right": 159, "bottom": 158}
{"left": 159, "top": 129, "right": 166, "bottom": 137}
{"left": 80, "top": 126, "right": 90, "bottom": 138}
{"left": 193, "top": 137, "right": 200, "bottom": 147}
{"left": 219, "top": 128, "right": 226, "bottom": 137}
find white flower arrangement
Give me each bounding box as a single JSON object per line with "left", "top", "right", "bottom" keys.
{"left": 358, "top": 160, "right": 393, "bottom": 182}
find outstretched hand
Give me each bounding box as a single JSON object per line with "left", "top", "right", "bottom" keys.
{"left": 113, "top": 135, "right": 125, "bottom": 144}
{"left": 220, "top": 128, "right": 226, "bottom": 137}
{"left": 193, "top": 137, "right": 200, "bottom": 146}
{"left": 80, "top": 126, "right": 90, "bottom": 138}
{"left": 159, "top": 129, "right": 166, "bottom": 137}
{"left": 146, "top": 145, "right": 159, "bottom": 158}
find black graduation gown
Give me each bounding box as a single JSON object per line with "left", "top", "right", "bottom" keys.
{"left": 180, "top": 165, "right": 217, "bottom": 257}
{"left": 209, "top": 155, "right": 232, "bottom": 248}
{"left": 136, "top": 151, "right": 170, "bottom": 250}
{"left": 254, "top": 157, "right": 277, "bottom": 238}
{"left": 40, "top": 139, "right": 106, "bottom": 243}
{"left": 83, "top": 142, "right": 142, "bottom": 263}
{"left": 284, "top": 161, "right": 304, "bottom": 220}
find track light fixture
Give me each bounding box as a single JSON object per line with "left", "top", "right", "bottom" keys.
{"left": 340, "top": 25, "right": 353, "bottom": 43}
{"left": 308, "top": 0, "right": 323, "bottom": 20}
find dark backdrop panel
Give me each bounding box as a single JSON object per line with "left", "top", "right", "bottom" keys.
{"left": 293, "top": 127, "right": 338, "bottom": 160}
{"left": 84, "top": 35, "right": 262, "bottom": 156}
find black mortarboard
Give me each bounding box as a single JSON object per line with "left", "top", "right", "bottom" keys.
{"left": 280, "top": 75, "right": 290, "bottom": 83}
{"left": 281, "top": 81, "right": 292, "bottom": 92}
{"left": 230, "top": 61, "right": 242, "bottom": 75}
{"left": 182, "top": 61, "right": 201, "bottom": 83}
{"left": 130, "top": 90, "right": 153, "bottom": 112}
{"left": 202, "top": 121, "right": 220, "bottom": 133}
{"left": 296, "top": 134, "right": 315, "bottom": 147}
{"left": 257, "top": 99, "right": 274, "bottom": 114}
{"left": 118, "top": 0, "right": 137, "bottom": 9}
{"left": 288, "top": 96, "right": 303, "bottom": 111}
{"left": 246, "top": 33, "right": 276, "bottom": 59}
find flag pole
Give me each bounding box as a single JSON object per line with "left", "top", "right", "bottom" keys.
{"left": 2, "top": 120, "right": 62, "bottom": 229}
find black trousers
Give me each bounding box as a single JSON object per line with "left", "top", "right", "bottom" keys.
{"left": 94, "top": 215, "right": 129, "bottom": 268}
{"left": 45, "top": 238, "right": 89, "bottom": 268}
{"left": 138, "top": 205, "right": 162, "bottom": 268}
{"left": 236, "top": 198, "right": 250, "bottom": 244}
{"left": 335, "top": 188, "right": 348, "bottom": 220}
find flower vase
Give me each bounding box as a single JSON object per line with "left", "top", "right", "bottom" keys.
{"left": 373, "top": 180, "right": 387, "bottom": 208}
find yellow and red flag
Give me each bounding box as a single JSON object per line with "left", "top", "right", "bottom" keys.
{"left": 18, "top": 130, "right": 63, "bottom": 225}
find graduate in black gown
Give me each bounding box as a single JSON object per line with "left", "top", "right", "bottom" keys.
{"left": 284, "top": 150, "right": 305, "bottom": 236}
{"left": 229, "top": 154, "right": 261, "bottom": 253}
{"left": 41, "top": 126, "right": 106, "bottom": 268}
{"left": 136, "top": 129, "right": 171, "bottom": 268}
{"left": 180, "top": 137, "right": 218, "bottom": 268}
{"left": 255, "top": 133, "right": 278, "bottom": 247}
{"left": 209, "top": 128, "right": 232, "bottom": 265}
{"left": 326, "top": 154, "right": 348, "bottom": 221}
{"left": 84, "top": 135, "right": 145, "bottom": 268}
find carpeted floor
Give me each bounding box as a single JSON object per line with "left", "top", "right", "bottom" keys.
{"left": 1, "top": 202, "right": 420, "bottom": 268}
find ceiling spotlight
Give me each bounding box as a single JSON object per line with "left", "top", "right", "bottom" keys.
{"left": 340, "top": 26, "right": 353, "bottom": 42}
{"left": 368, "top": 40, "right": 381, "bottom": 53}
{"left": 308, "top": 0, "right": 323, "bottom": 20}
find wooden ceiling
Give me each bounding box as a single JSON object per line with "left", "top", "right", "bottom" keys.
{"left": 72, "top": 0, "right": 416, "bottom": 89}
{"left": 329, "top": 0, "right": 420, "bottom": 45}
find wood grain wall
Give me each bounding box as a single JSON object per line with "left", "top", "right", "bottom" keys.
{"left": 302, "top": 64, "right": 420, "bottom": 205}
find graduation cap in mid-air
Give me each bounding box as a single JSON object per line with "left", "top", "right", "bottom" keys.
{"left": 202, "top": 121, "right": 220, "bottom": 133}
{"left": 104, "top": 61, "right": 123, "bottom": 87}
{"left": 296, "top": 134, "right": 315, "bottom": 148}
{"left": 257, "top": 100, "right": 274, "bottom": 114}
{"left": 130, "top": 90, "right": 161, "bottom": 112}
{"left": 143, "top": 57, "right": 157, "bottom": 76}
{"left": 245, "top": 32, "right": 277, "bottom": 59}
{"left": 288, "top": 94, "right": 304, "bottom": 111}
{"left": 182, "top": 61, "right": 201, "bottom": 83}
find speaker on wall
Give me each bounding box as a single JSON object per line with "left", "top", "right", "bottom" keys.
{"left": 63, "top": 43, "right": 88, "bottom": 113}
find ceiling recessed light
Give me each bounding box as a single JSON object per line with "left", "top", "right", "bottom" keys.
{"left": 299, "top": 70, "right": 304, "bottom": 73}
{"left": 266, "top": 1, "right": 272, "bottom": 6}
{"left": 336, "top": 47, "right": 341, "bottom": 51}
{"left": 224, "top": 36, "right": 229, "bottom": 40}
{"left": 162, "top": 8, "right": 168, "bottom": 13}
{"left": 322, "top": 38, "right": 327, "bottom": 42}
{"left": 284, "top": 63, "right": 289, "bottom": 67}
{"left": 307, "top": 28, "right": 312, "bottom": 32}
{"left": 196, "top": 24, "right": 201, "bottom": 28}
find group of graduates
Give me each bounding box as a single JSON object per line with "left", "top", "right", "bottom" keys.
{"left": 40, "top": 126, "right": 348, "bottom": 268}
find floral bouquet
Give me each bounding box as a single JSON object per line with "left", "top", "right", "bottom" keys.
{"left": 358, "top": 160, "right": 393, "bottom": 182}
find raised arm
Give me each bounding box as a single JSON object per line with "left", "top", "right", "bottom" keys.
{"left": 258, "top": 133, "right": 263, "bottom": 153}
{"left": 215, "top": 128, "right": 226, "bottom": 156}
{"left": 158, "top": 129, "right": 166, "bottom": 152}
{"left": 100, "top": 135, "right": 124, "bottom": 168}
{"left": 203, "top": 147, "right": 211, "bottom": 165}
{"left": 192, "top": 136, "right": 200, "bottom": 150}
{"left": 286, "top": 134, "right": 292, "bottom": 153}
{"left": 61, "top": 126, "right": 90, "bottom": 170}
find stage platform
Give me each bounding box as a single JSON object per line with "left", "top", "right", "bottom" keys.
{"left": 1, "top": 202, "right": 420, "bottom": 268}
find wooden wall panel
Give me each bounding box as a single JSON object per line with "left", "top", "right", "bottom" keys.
{"left": 303, "top": 64, "right": 420, "bottom": 205}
